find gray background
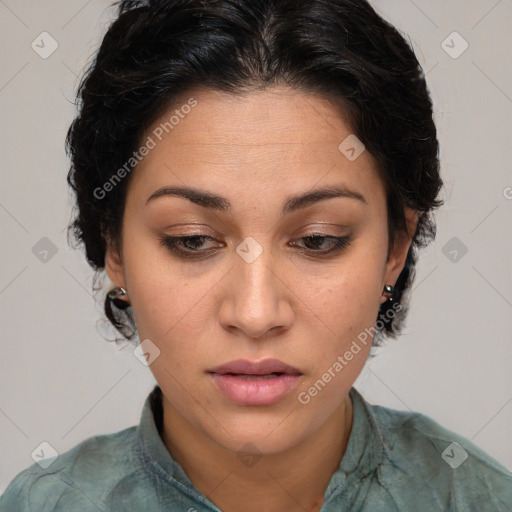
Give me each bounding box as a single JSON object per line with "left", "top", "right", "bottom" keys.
{"left": 1, "top": 0, "right": 511, "bottom": 493}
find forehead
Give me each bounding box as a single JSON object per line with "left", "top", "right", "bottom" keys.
{"left": 149, "top": 86, "right": 353, "bottom": 148}
{"left": 129, "top": 86, "right": 384, "bottom": 205}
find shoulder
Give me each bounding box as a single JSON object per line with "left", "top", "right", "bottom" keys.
{"left": 364, "top": 396, "right": 512, "bottom": 508}
{"left": 0, "top": 426, "right": 139, "bottom": 511}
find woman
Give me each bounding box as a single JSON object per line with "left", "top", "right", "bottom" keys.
{"left": 2, "top": 0, "right": 511, "bottom": 510}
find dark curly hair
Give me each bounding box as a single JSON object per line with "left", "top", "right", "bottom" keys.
{"left": 65, "top": 0, "right": 443, "bottom": 345}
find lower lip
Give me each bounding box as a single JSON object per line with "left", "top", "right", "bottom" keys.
{"left": 209, "top": 373, "right": 301, "bottom": 405}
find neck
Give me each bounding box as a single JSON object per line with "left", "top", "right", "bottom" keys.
{"left": 161, "top": 394, "right": 353, "bottom": 512}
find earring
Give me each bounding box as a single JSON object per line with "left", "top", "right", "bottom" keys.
{"left": 382, "top": 284, "right": 394, "bottom": 299}
{"left": 108, "top": 287, "right": 128, "bottom": 301}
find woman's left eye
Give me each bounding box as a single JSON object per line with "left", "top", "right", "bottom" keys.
{"left": 291, "top": 234, "right": 352, "bottom": 254}
{"left": 159, "top": 233, "right": 351, "bottom": 259}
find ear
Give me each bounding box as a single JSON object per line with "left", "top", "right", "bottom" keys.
{"left": 381, "top": 208, "right": 418, "bottom": 304}
{"left": 105, "top": 237, "right": 127, "bottom": 290}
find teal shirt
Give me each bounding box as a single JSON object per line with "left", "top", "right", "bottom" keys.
{"left": 1, "top": 385, "right": 511, "bottom": 511}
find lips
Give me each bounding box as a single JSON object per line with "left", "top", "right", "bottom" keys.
{"left": 208, "top": 358, "right": 302, "bottom": 377}
{"left": 207, "top": 359, "right": 302, "bottom": 405}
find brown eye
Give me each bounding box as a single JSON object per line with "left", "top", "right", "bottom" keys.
{"left": 292, "top": 234, "right": 352, "bottom": 255}
{"left": 160, "top": 235, "right": 223, "bottom": 258}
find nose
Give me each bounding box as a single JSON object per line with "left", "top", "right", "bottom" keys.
{"left": 218, "top": 244, "right": 295, "bottom": 339}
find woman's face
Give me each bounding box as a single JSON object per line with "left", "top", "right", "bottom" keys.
{"left": 106, "top": 86, "right": 414, "bottom": 455}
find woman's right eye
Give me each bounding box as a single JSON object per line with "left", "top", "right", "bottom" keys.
{"left": 159, "top": 235, "right": 224, "bottom": 258}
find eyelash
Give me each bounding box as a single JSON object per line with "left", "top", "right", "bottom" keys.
{"left": 159, "top": 233, "right": 352, "bottom": 259}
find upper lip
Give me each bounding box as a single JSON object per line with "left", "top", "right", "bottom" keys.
{"left": 208, "top": 358, "right": 302, "bottom": 375}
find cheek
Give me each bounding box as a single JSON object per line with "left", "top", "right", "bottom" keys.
{"left": 127, "top": 272, "right": 207, "bottom": 342}
{"left": 315, "top": 254, "right": 385, "bottom": 327}
{"left": 298, "top": 270, "right": 381, "bottom": 413}
{"left": 123, "top": 246, "right": 221, "bottom": 368}
{"left": 305, "top": 255, "right": 385, "bottom": 385}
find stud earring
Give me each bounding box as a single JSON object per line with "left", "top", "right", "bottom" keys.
{"left": 382, "top": 284, "right": 394, "bottom": 299}
{"left": 107, "top": 287, "right": 128, "bottom": 301}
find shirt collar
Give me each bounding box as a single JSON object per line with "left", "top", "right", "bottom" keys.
{"left": 135, "top": 385, "right": 384, "bottom": 502}
{"left": 323, "top": 387, "right": 384, "bottom": 500}
{"left": 134, "top": 385, "right": 208, "bottom": 499}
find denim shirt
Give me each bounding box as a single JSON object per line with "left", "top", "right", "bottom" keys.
{"left": 1, "top": 385, "right": 511, "bottom": 511}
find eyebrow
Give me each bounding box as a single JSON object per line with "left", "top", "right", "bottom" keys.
{"left": 145, "top": 184, "right": 367, "bottom": 215}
